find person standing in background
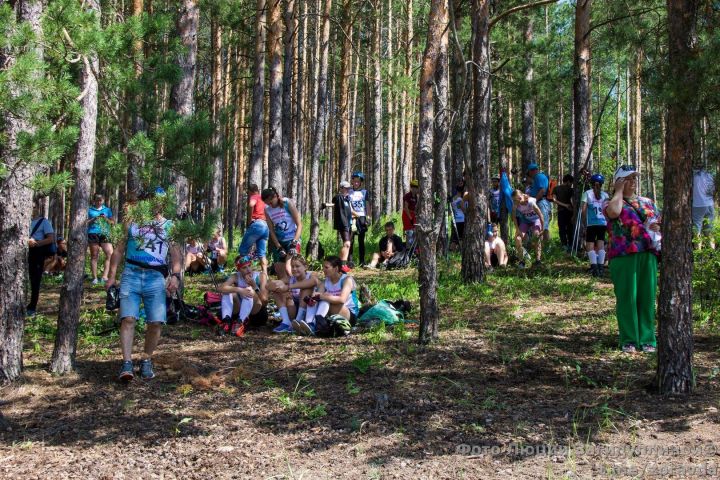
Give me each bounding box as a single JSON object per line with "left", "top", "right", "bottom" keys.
{"left": 87, "top": 193, "right": 114, "bottom": 285}
{"left": 692, "top": 162, "right": 716, "bottom": 249}
{"left": 27, "top": 197, "right": 55, "bottom": 316}
{"left": 553, "top": 174, "right": 575, "bottom": 252}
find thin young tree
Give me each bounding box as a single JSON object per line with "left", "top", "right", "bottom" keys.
{"left": 369, "top": 0, "right": 383, "bottom": 222}
{"left": 267, "top": 0, "right": 284, "bottom": 190}
{"left": 209, "top": 19, "right": 224, "bottom": 211}
{"left": 249, "top": 0, "right": 267, "bottom": 189}
{"left": 282, "top": 0, "right": 296, "bottom": 194}
{"left": 521, "top": 13, "right": 537, "bottom": 172}
{"left": 50, "top": 0, "right": 101, "bottom": 375}
{"left": 656, "top": 0, "right": 698, "bottom": 394}
{"left": 417, "top": 0, "right": 448, "bottom": 344}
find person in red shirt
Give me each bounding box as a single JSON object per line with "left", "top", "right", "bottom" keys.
{"left": 238, "top": 184, "right": 269, "bottom": 275}
{"left": 402, "top": 179, "right": 419, "bottom": 245}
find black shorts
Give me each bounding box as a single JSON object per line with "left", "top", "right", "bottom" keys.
{"left": 339, "top": 230, "right": 352, "bottom": 242}
{"left": 88, "top": 233, "right": 111, "bottom": 244}
{"left": 585, "top": 225, "right": 607, "bottom": 243}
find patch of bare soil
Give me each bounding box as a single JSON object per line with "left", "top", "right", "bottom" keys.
{"left": 1, "top": 274, "right": 719, "bottom": 479}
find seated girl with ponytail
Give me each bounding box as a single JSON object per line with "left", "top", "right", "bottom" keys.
{"left": 266, "top": 255, "right": 321, "bottom": 333}
{"left": 295, "top": 255, "right": 359, "bottom": 336}
{"left": 218, "top": 255, "right": 268, "bottom": 337}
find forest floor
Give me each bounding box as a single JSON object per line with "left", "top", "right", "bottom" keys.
{"left": 1, "top": 248, "right": 720, "bottom": 479}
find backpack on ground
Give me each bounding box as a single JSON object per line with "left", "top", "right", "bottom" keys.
{"left": 315, "top": 314, "right": 353, "bottom": 337}
{"left": 358, "top": 300, "right": 407, "bottom": 327}
{"left": 385, "top": 247, "right": 414, "bottom": 270}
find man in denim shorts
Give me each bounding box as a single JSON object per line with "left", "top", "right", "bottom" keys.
{"left": 106, "top": 188, "right": 182, "bottom": 381}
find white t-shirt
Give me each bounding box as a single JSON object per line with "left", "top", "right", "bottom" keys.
{"left": 693, "top": 169, "right": 715, "bottom": 208}
{"left": 516, "top": 197, "right": 539, "bottom": 222}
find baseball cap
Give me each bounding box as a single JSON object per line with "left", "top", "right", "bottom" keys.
{"left": 527, "top": 163, "right": 539, "bottom": 172}
{"left": 613, "top": 165, "right": 637, "bottom": 183}
{"left": 340, "top": 180, "right": 351, "bottom": 189}
{"left": 235, "top": 255, "right": 253, "bottom": 269}
{"left": 410, "top": 179, "right": 419, "bottom": 187}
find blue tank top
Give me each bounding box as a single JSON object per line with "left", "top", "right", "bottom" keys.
{"left": 125, "top": 219, "right": 173, "bottom": 267}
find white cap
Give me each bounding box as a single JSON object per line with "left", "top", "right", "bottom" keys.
{"left": 340, "top": 180, "right": 351, "bottom": 189}
{"left": 613, "top": 165, "right": 637, "bottom": 183}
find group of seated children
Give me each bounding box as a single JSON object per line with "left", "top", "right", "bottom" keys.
{"left": 218, "top": 254, "right": 359, "bottom": 337}
{"left": 184, "top": 229, "right": 229, "bottom": 274}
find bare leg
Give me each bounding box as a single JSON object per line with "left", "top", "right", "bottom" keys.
{"left": 101, "top": 243, "right": 114, "bottom": 280}
{"left": 142, "top": 323, "right": 163, "bottom": 359}
{"left": 340, "top": 239, "right": 351, "bottom": 261}
{"left": 534, "top": 231, "right": 543, "bottom": 261}
{"left": 90, "top": 243, "right": 100, "bottom": 279}
{"left": 120, "top": 317, "right": 136, "bottom": 362}
{"left": 493, "top": 240, "right": 508, "bottom": 266}
{"left": 484, "top": 243, "right": 492, "bottom": 267}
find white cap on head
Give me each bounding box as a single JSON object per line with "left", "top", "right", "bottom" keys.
{"left": 340, "top": 180, "right": 351, "bottom": 189}
{"left": 613, "top": 165, "right": 637, "bottom": 183}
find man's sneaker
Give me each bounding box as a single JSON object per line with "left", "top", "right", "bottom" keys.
{"left": 641, "top": 344, "right": 656, "bottom": 353}
{"left": 590, "top": 264, "right": 598, "bottom": 277}
{"left": 139, "top": 358, "right": 155, "bottom": 380}
{"left": 296, "top": 320, "right": 315, "bottom": 336}
{"left": 273, "top": 323, "right": 293, "bottom": 333}
{"left": 621, "top": 344, "right": 637, "bottom": 354}
{"left": 291, "top": 319, "right": 303, "bottom": 333}
{"left": 91, "top": 278, "right": 99, "bottom": 285}
{"left": 231, "top": 321, "right": 246, "bottom": 337}
{"left": 597, "top": 264, "right": 605, "bottom": 277}
{"left": 118, "top": 361, "right": 135, "bottom": 381}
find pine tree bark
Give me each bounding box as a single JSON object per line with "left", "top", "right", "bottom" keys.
{"left": 249, "top": 0, "right": 267, "bottom": 189}
{"left": 282, "top": 0, "right": 296, "bottom": 194}
{"left": 572, "top": 0, "right": 591, "bottom": 207}
{"left": 657, "top": 0, "right": 698, "bottom": 395}
{"left": 289, "top": 0, "right": 306, "bottom": 202}
{"left": 127, "top": 0, "right": 145, "bottom": 197}
{"left": 267, "top": 0, "right": 284, "bottom": 190}
{"left": 521, "top": 14, "right": 536, "bottom": 172}
{"left": 370, "top": 0, "right": 383, "bottom": 222}
{"left": 417, "top": 0, "right": 447, "bottom": 344}
{"left": 50, "top": 0, "right": 100, "bottom": 374}
{"left": 338, "top": 2, "right": 353, "bottom": 181}
{"left": 170, "top": 0, "right": 199, "bottom": 210}
{"left": 400, "top": 0, "right": 414, "bottom": 208}
{"left": 0, "top": 0, "right": 43, "bottom": 383}
{"left": 306, "top": 0, "right": 332, "bottom": 259}
{"left": 461, "top": 0, "right": 491, "bottom": 284}
{"left": 434, "top": 15, "right": 450, "bottom": 259}
{"left": 384, "top": 0, "right": 395, "bottom": 216}
{"left": 209, "top": 20, "right": 224, "bottom": 211}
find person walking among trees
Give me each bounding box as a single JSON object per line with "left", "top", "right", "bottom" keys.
{"left": 27, "top": 197, "right": 55, "bottom": 316}
{"left": 527, "top": 163, "right": 551, "bottom": 243}
{"left": 106, "top": 188, "right": 183, "bottom": 381}
{"left": 262, "top": 187, "right": 302, "bottom": 280}
{"left": 553, "top": 174, "right": 575, "bottom": 252}
{"left": 87, "top": 193, "right": 114, "bottom": 285}
{"left": 238, "top": 184, "right": 269, "bottom": 275}
{"left": 692, "top": 161, "right": 716, "bottom": 249}
{"left": 604, "top": 165, "right": 661, "bottom": 354}
{"left": 331, "top": 180, "right": 353, "bottom": 270}
{"left": 511, "top": 189, "right": 544, "bottom": 268}
{"left": 349, "top": 172, "right": 370, "bottom": 266}
{"left": 581, "top": 174, "right": 609, "bottom": 277}
{"left": 402, "top": 180, "right": 419, "bottom": 246}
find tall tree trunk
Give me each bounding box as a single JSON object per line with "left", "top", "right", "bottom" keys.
{"left": 0, "top": 0, "right": 43, "bottom": 383}
{"left": 267, "top": 0, "right": 284, "bottom": 190}
{"left": 370, "top": 0, "right": 383, "bottom": 222}
{"left": 434, "top": 10, "right": 450, "bottom": 255}
{"left": 657, "top": 0, "right": 698, "bottom": 395}
{"left": 338, "top": 2, "right": 353, "bottom": 181}
{"left": 384, "top": 0, "right": 395, "bottom": 216}
{"left": 282, "top": 0, "right": 296, "bottom": 194}
{"left": 289, "top": 0, "right": 306, "bottom": 202}
{"left": 615, "top": 65, "right": 621, "bottom": 167}
{"left": 631, "top": 49, "right": 643, "bottom": 185}
{"left": 461, "top": 0, "right": 490, "bottom": 283}
{"left": 50, "top": 0, "right": 101, "bottom": 374}
{"left": 306, "top": 0, "right": 332, "bottom": 259}
{"left": 521, "top": 14, "right": 536, "bottom": 172}
{"left": 400, "top": 0, "right": 414, "bottom": 209}
{"left": 573, "top": 0, "right": 592, "bottom": 192}
{"left": 497, "top": 90, "right": 509, "bottom": 244}
{"left": 210, "top": 20, "right": 223, "bottom": 211}
{"left": 249, "top": 0, "right": 267, "bottom": 189}
{"left": 127, "top": 0, "right": 145, "bottom": 197}
{"left": 417, "top": 0, "right": 447, "bottom": 344}
{"left": 170, "top": 0, "right": 199, "bottom": 210}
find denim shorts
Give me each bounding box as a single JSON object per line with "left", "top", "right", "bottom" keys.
{"left": 537, "top": 199, "right": 551, "bottom": 231}
{"left": 239, "top": 220, "right": 269, "bottom": 258}
{"left": 119, "top": 263, "right": 168, "bottom": 324}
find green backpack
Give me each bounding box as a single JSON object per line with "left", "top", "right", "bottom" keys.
{"left": 315, "top": 314, "right": 352, "bottom": 337}
{"left": 358, "top": 300, "right": 405, "bottom": 327}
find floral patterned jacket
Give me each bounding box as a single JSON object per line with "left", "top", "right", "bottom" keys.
{"left": 603, "top": 196, "right": 660, "bottom": 261}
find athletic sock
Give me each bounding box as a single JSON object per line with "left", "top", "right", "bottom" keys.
{"left": 296, "top": 307, "right": 307, "bottom": 322}
{"left": 279, "top": 306, "right": 291, "bottom": 325}
{"left": 316, "top": 301, "right": 330, "bottom": 319}
{"left": 597, "top": 249, "right": 606, "bottom": 265}
{"left": 587, "top": 250, "right": 597, "bottom": 267}
{"left": 238, "top": 297, "right": 254, "bottom": 323}
{"left": 304, "top": 304, "right": 318, "bottom": 323}
{"left": 221, "top": 294, "right": 234, "bottom": 319}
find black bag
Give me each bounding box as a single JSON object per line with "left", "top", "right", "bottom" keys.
{"left": 315, "top": 314, "right": 352, "bottom": 338}
{"left": 385, "top": 249, "right": 413, "bottom": 270}
{"left": 29, "top": 218, "right": 57, "bottom": 258}
{"left": 106, "top": 285, "right": 120, "bottom": 312}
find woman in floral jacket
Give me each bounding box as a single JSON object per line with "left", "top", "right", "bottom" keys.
{"left": 604, "top": 165, "right": 661, "bottom": 354}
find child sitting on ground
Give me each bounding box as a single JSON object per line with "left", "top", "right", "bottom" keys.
{"left": 218, "top": 255, "right": 267, "bottom": 337}
{"left": 266, "top": 255, "right": 320, "bottom": 333}
{"left": 484, "top": 223, "right": 508, "bottom": 268}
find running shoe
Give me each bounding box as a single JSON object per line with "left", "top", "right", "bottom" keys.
{"left": 273, "top": 323, "right": 293, "bottom": 333}
{"left": 118, "top": 361, "right": 134, "bottom": 381}
{"left": 641, "top": 344, "right": 656, "bottom": 353}
{"left": 296, "top": 320, "right": 315, "bottom": 336}
{"left": 231, "top": 321, "right": 246, "bottom": 337}
{"left": 91, "top": 278, "right": 99, "bottom": 285}
{"left": 139, "top": 358, "right": 155, "bottom": 380}
{"left": 621, "top": 344, "right": 637, "bottom": 354}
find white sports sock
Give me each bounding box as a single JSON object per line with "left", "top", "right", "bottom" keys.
{"left": 588, "top": 250, "right": 597, "bottom": 266}
{"left": 296, "top": 307, "right": 306, "bottom": 322}
{"left": 238, "top": 297, "right": 254, "bottom": 322}
{"left": 221, "top": 294, "right": 234, "bottom": 319}
{"left": 279, "top": 306, "right": 291, "bottom": 325}
{"left": 316, "top": 301, "right": 330, "bottom": 318}
{"left": 305, "top": 304, "right": 318, "bottom": 323}
{"left": 597, "top": 249, "right": 606, "bottom": 265}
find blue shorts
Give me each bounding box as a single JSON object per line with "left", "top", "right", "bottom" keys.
{"left": 692, "top": 206, "right": 715, "bottom": 234}
{"left": 537, "top": 199, "right": 551, "bottom": 231}
{"left": 239, "top": 220, "right": 269, "bottom": 258}
{"left": 119, "top": 263, "right": 168, "bottom": 324}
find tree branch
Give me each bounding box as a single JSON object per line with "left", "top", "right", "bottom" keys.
{"left": 489, "top": 0, "right": 560, "bottom": 30}
{"left": 585, "top": 6, "right": 664, "bottom": 39}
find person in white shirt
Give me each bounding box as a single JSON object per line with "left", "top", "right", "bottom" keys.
{"left": 692, "top": 163, "right": 716, "bottom": 249}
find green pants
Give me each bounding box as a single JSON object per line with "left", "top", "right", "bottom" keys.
{"left": 609, "top": 252, "right": 658, "bottom": 348}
